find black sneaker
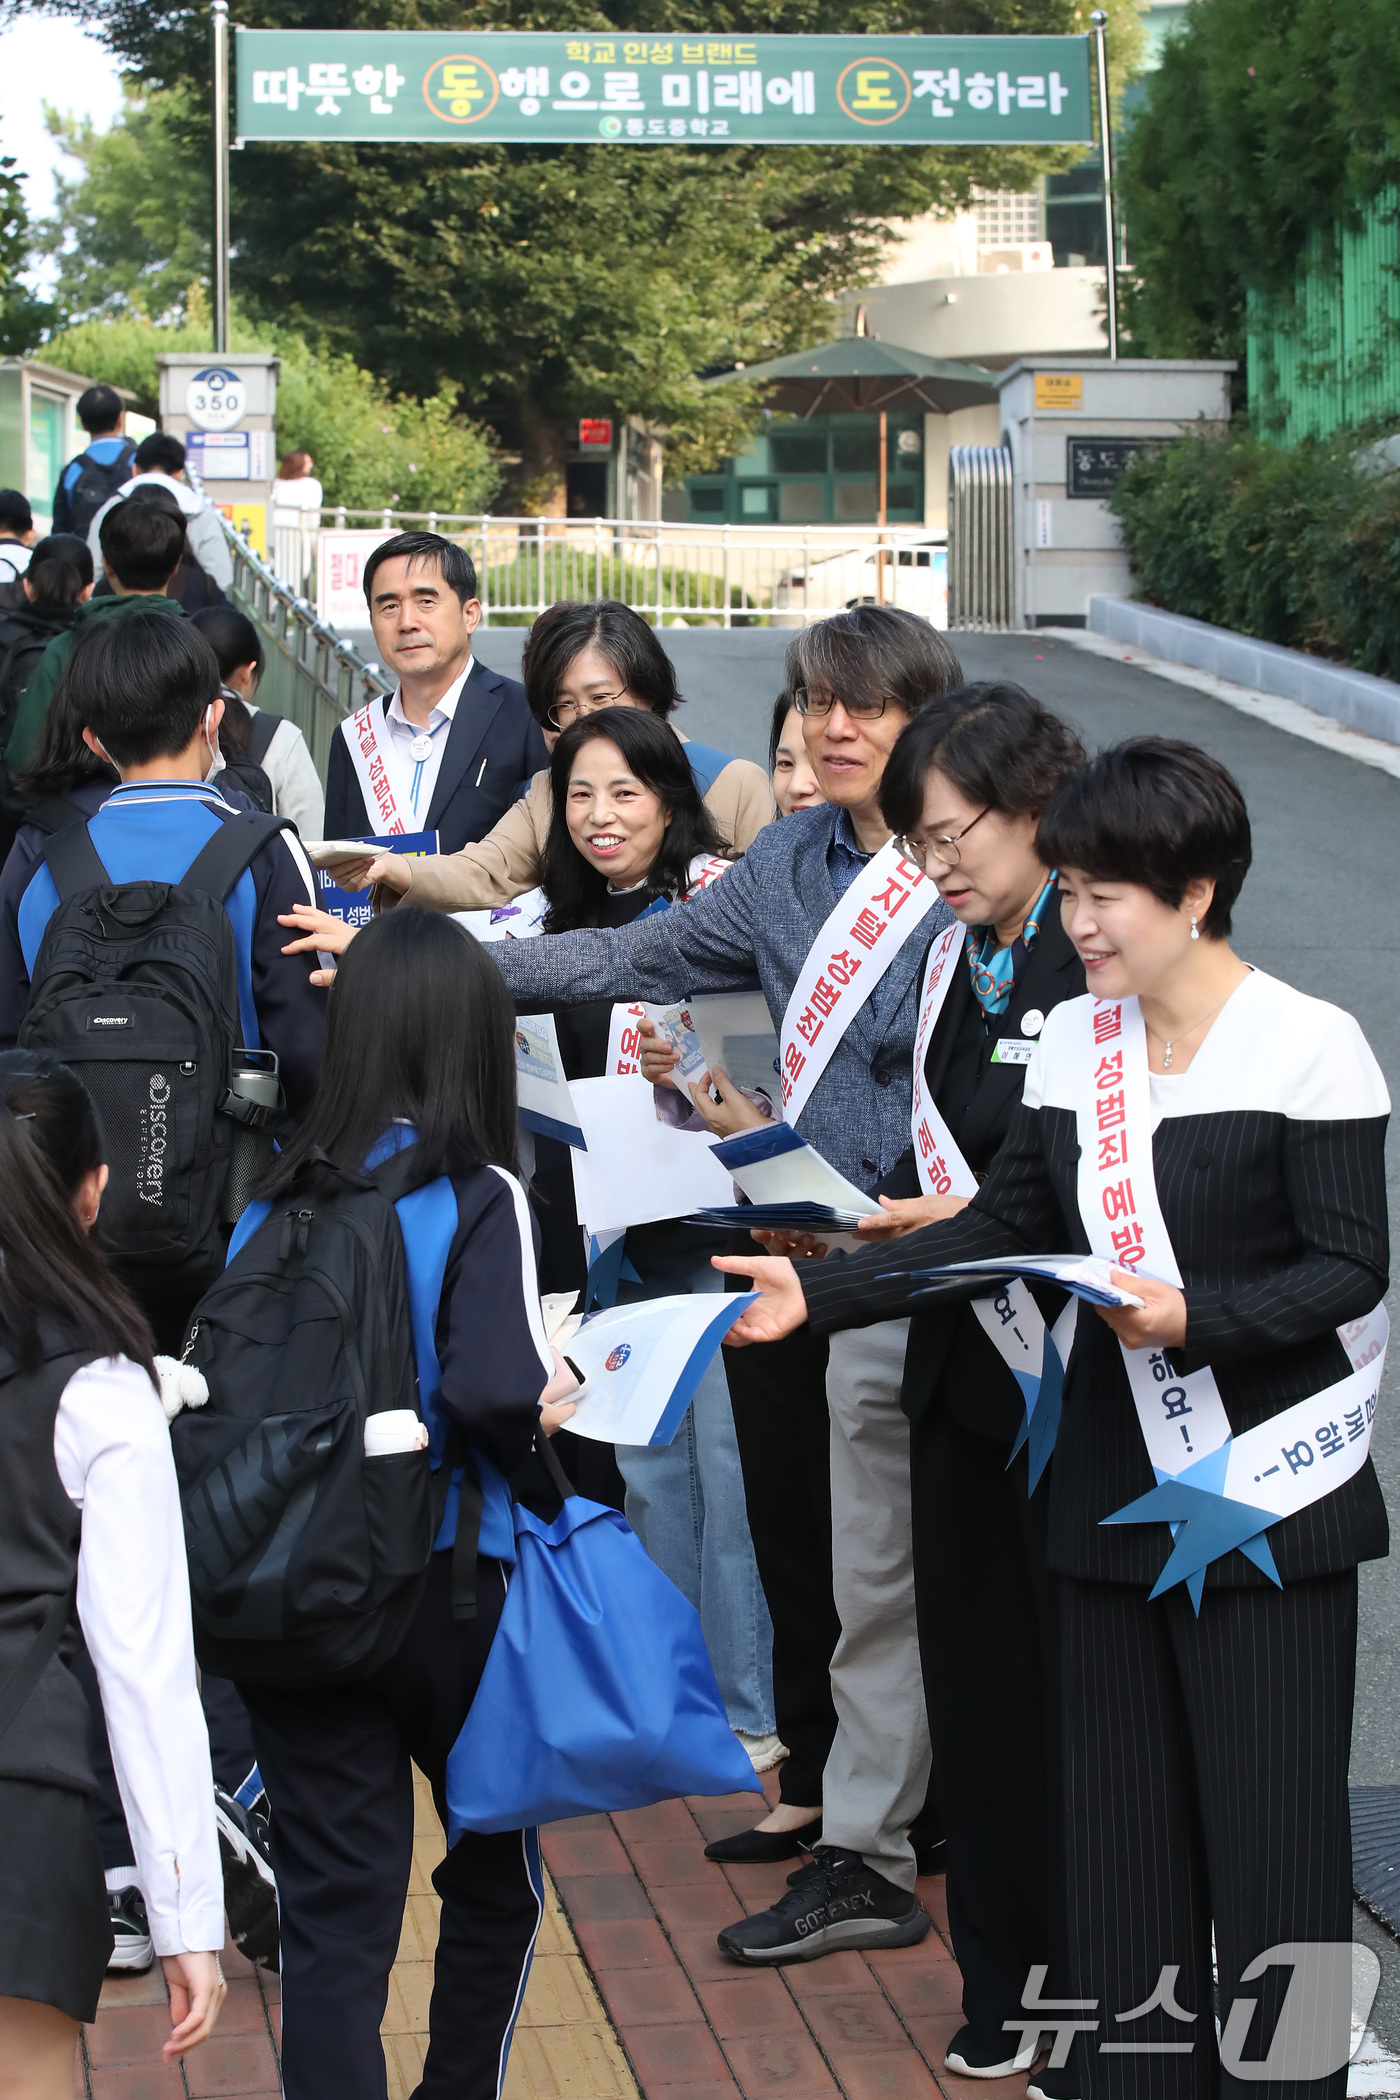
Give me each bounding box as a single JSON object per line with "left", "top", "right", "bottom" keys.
{"left": 716, "top": 1846, "right": 931, "bottom": 1965}
{"left": 1027, "top": 2065, "right": 1080, "bottom": 2100}
{"left": 213, "top": 1785, "right": 280, "bottom": 1970}
{"left": 945, "top": 2024, "right": 1039, "bottom": 2079}
{"left": 107, "top": 1885, "right": 154, "bottom": 1972}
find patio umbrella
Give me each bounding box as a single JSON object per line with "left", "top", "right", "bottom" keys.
{"left": 710, "top": 336, "right": 1000, "bottom": 555}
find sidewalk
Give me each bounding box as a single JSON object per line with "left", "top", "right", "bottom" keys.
{"left": 75, "top": 1772, "right": 1023, "bottom": 2100}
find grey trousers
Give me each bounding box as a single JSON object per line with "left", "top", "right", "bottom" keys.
{"left": 820, "top": 1319, "right": 932, "bottom": 1894}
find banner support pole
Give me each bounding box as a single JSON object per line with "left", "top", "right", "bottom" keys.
{"left": 212, "top": 0, "right": 231, "bottom": 354}
{"left": 1089, "top": 10, "right": 1118, "bottom": 360}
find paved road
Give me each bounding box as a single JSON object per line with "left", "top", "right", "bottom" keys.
{"left": 478, "top": 622, "right": 1400, "bottom": 1783}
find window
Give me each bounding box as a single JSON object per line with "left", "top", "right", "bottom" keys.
{"left": 970, "top": 185, "right": 1044, "bottom": 248}
{"left": 778, "top": 482, "right": 824, "bottom": 524}
{"left": 689, "top": 485, "right": 725, "bottom": 514}
{"left": 833, "top": 431, "right": 878, "bottom": 475}
{"left": 770, "top": 430, "right": 827, "bottom": 475}
{"left": 833, "top": 480, "right": 878, "bottom": 521}
{"left": 739, "top": 482, "right": 776, "bottom": 519}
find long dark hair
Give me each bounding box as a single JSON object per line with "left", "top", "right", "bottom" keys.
{"left": 542, "top": 707, "right": 727, "bottom": 933}
{"left": 0, "top": 1053, "right": 155, "bottom": 1378}
{"left": 260, "top": 909, "right": 519, "bottom": 1199}
{"left": 523, "top": 600, "right": 682, "bottom": 726}
{"left": 191, "top": 606, "right": 267, "bottom": 767}
{"left": 14, "top": 667, "right": 119, "bottom": 800}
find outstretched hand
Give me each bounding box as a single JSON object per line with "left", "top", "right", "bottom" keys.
{"left": 711, "top": 1253, "right": 808, "bottom": 1345}
{"left": 1095, "top": 1268, "right": 1187, "bottom": 1350}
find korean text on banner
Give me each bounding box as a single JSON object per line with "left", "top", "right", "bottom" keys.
{"left": 237, "top": 31, "right": 1094, "bottom": 148}
{"left": 316, "top": 528, "right": 393, "bottom": 627}
{"left": 318, "top": 830, "right": 437, "bottom": 930}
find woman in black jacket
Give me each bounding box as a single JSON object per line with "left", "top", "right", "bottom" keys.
{"left": 718, "top": 739, "right": 1388, "bottom": 2100}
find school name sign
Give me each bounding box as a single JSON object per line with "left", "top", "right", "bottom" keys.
{"left": 235, "top": 31, "right": 1093, "bottom": 147}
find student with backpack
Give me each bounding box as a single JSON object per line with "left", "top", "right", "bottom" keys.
{"left": 4, "top": 498, "right": 189, "bottom": 775}
{"left": 0, "top": 1049, "right": 225, "bottom": 2094}
{"left": 0, "top": 534, "right": 96, "bottom": 860}
{"left": 50, "top": 384, "right": 137, "bottom": 539}
{"left": 172, "top": 905, "right": 578, "bottom": 2100}
{"left": 191, "top": 604, "right": 325, "bottom": 837}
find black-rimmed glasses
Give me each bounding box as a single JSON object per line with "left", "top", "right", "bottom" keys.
{"left": 792, "top": 685, "right": 889, "bottom": 720}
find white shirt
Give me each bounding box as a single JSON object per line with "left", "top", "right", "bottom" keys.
{"left": 272, "top": 476, "right": 324, "bottom": 514}
{"left": 385, "top": 659, "right": 473, "bottom": 822}
{"left": 0, "top": 537, "right": 31, "bottom": 583}
{"left": 52, "top": 1358, "right": 225, "bottom": 1957}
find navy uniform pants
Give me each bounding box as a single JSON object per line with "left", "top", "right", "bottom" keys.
{"left": 240, "top": 1551, "right": 543, "bottom": 2100}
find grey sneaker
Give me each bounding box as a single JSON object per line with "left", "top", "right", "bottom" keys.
{"left": 717, "top": 1846, "right": 931, "bottom": 1965}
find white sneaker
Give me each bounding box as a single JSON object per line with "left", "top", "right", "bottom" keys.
{"left": 734, "top": 1730, "right": 789, "bottom": 1774}
{"left": 107, "top": 1886, "right": 154, "bottom": 1972}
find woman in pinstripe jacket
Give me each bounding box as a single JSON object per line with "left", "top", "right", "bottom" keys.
{"left": 718, "top": 739, "right": 1390, "bottom": 2100}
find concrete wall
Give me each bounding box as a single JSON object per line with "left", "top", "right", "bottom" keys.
{"left": 923, "top": 404, "right": 1004, "bottom": 531}
{"left": 835, "top": 267, "right": 1108, "bottom": 368}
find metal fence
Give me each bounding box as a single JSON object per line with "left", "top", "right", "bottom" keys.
{"left": 215, "top": 511, "right": 389, "bottom": 779}
{"left": 308, "top": 512, "right": 949, "bottom": 630}
{"left": 947, "top": 447, "right": 1015, "bottom": 631}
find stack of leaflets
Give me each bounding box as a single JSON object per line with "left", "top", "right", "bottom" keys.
{"left": 683, "top": 1123, "right": 880, "bottom": 1234}
{"left": 888, "top": 1253, "right": 1146, "bottom": 1309}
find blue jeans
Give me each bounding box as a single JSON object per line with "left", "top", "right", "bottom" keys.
{"left": 616, "top": 1231, "right": 776, "bottom": 1738}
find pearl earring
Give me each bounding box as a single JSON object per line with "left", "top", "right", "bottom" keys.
{"left": 1190, "top": 914, "right": 1200, "bottom": 941}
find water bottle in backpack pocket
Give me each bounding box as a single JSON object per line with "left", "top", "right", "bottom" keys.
{"left": 171, "top": 1153, "right": 441, "bottom": 1686}
{"left": 18, "top": 811, "right": 291, "bottom": 1303}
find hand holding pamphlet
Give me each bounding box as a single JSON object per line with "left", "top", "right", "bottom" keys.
{"left": 685, "top": 1122, "right": 880, "bottom": 1233}
{"left": 561, "top": 1292, "right": 761, "bottom": 1446}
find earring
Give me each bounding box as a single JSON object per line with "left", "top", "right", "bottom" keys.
{"left": 1190, "top": 914, "right": 1200, "bottom": 941}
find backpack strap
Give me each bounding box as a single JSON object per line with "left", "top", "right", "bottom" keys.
{"left": 25, "top": 795, "right": 85, "bottom": 838}
{"left": 41, "top": 817, "right": 111, "bottom": 901}
{"left": 182, "top": 809, "right": 292, "bottom": 903}
{"left": 246, "top": 711, "right": 282, "bottom": 767}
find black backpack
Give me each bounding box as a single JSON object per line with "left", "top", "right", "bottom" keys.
{"left": 0, "top": 606, "right": 71, "bottom": 758}
{"left": 171, "top": 1151, "right": 445, "bottom": 1685}
{"left": 63, "top": 438, "right": 137, "bottom": 539}
{"left": 17, "top": 810, "right": 289, "bottom": 1311}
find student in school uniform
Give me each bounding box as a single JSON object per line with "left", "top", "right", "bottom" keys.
{"left": 0, "top": 1051, "right": 225, "bottom": 2093}
{"left": 719, "top": 738, "right": 1389, "bottom": 2100}
{"left": 229, "top": 906, "right": 580, "bottom": 2100}
{"left": 323, "top": 532, "right": 547, "bottom": 854}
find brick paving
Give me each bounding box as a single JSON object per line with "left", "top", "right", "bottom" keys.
{"left": 539, "top": 1775, "right": 1034, "bottom": 2100}
{"left": 77, "top": 1771, "right": 1022, "bottom": 2100}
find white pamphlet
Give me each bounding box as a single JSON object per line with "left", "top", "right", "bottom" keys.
{"left": 711, "top": 1122, "right": 880, "bottom": 1219}
{"left": 567, "top": 1076, "right": 735, "bottom": 1234}
{"left": 514, "top": 1013, "right": 586, "bottom": 1150}
{"left": 687, "top": 991, "right": 781, "bottom": 1102}
{"left": 453, "top": 887, "right": 549, "bottom": 945}
{"left": 562, "top": 1292, "right": 761, "bottom": 1446}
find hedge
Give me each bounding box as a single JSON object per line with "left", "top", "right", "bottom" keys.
{"left": 1106, "top": 425, "right": 1400, "bottom": 682}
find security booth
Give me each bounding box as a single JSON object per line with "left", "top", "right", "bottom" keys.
{"left": 156, "top": 350, "right": 280, "bottom": 555}
{"left": 995, "top": 356, "right": 1235, "bottom": 626}
{"left": 0, "top": 358, "right": 129, "bottom": 532}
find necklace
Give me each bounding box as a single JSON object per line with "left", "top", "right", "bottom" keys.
{"left": 1145, "top": 995, "right": 1230, "bottom": 1070}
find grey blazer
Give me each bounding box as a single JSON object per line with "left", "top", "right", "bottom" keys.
{"left": 488, "top": 805, "right": 953, "bottom": 1193}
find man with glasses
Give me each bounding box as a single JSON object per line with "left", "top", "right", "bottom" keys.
{"left": 323, "top": 532, "right": 547, "bottom": 855}
{"left": 477, "top": 604, "right": 963, "bottom": 1965}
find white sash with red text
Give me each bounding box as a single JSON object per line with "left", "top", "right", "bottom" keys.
{"left": 909, "top": 925, "right": 1074, "bottom": 1457}
{"left": 778, "top": 838, "right": 940, "bottom": 1129}
{"left": 1069, "top": 995, "right": 1385, "bottom": 1528}
{"left": 340, "top": 698, "right": 413, "bottom": 837}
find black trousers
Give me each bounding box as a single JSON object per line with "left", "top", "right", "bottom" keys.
{"left": 723, "top": 1324, "right": 839, "bottom": 1805}
{"left": 241, "top": 1553, "right": 543, "bottom": 2100}
{"left": 911, "top": 1404, "right": 1064, "bottom": 2032}
{"left": 1061, "top": 1571, "right": 1358, "bottom": 2100}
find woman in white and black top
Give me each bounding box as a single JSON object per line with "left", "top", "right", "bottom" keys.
{"left": 718, "top": 740, "right": 1389, "bottom": 2100}
{"left": 190, "top": 604, "right": 325, "bottom": 838}
{"left": 0, "top": 1053, "right": 225, "bottom": 2091}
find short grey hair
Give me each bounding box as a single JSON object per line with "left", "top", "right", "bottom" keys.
{"left": 785, "top": 606, "right": 962, "bottom": 717}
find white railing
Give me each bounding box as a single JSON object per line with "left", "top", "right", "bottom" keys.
{"left": 302, "top": 512, "right": 949, "bottom": 631}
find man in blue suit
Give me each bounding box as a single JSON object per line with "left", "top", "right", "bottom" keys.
{"left": 487, "top": 606, "right": 963, "bottom": 1968}
{"left": 324, "top": 531, "right": 547, "bottom": 854}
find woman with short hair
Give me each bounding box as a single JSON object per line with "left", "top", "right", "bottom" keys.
{"left": 720, "top": 736, "right": 1388, "bottom": 2100}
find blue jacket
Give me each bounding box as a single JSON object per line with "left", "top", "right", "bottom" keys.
{"left": 10, "top": 780, "right": 326, "bottom": 1114}
{"left": 325, "top": 662, "right": 549, "bottom": 854}
{"left": 489, "top": 805, "right": 953, "bottom": 1193}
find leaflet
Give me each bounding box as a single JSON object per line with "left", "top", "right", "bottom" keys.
{"left": 709, "top": 1122, "right": 880, "bottom": 1219}
{"left": 514, "top": 1013, "right": 586, "bottom": 1150}
{"left": 453, "top": 886, "right": 549, "bottom": 946}
{"left": 891, "top": 1253, "right": 1146, "bottom": 1310}
{"left": 686, "top": 1199, "right": 871, "bottom": 1232}
{"left": 567, "top": 1076, "right": 734, "bottom": 1233}
{"left": 563, "top": 1292, "right": 761, "bottom": 1447}
{"left": 686, "top": 991, "right": 781, "bottom": 1102}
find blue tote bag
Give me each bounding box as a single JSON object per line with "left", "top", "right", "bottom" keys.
{"left": 446, "top": 1449, "right": 761, "bottom": 1839}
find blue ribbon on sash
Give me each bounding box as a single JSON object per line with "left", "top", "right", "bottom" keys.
{"left": 1102, "top": 1441, "right": 1280, "bottom": 1612}
{"left": 584, "top": 1230, "right": 641, "bottom": 1312}
{"left": 1005, "top": 1327, "right": 1067, "bottom": 1497}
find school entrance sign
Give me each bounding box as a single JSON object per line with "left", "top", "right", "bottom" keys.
{"left": 233, "top": 31, "right": 1093, "bottom": 148}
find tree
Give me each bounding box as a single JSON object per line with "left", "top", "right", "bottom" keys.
{"left": 0, "top": 149, "right": 53, "bottom": 353}
{"left": 20, "top": 0, "right": 1142, "bottom": 509}
{"left": 1118, "top": 0, "right": 1400, "bottom": 366}
{"left": 45, "top": 302, "right": 501, "bottom": 511}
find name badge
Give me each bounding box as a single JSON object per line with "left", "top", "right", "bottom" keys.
{"left": 991, "top": 1038, "right": 1035, "bottom": 1067}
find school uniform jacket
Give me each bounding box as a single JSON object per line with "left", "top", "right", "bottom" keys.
{"left": 883, "top": 908, "right": 1085, "bottom": 1440}
{"left": 323, "top": 663, "right": 548, "bottom": 855}
{"left": 803, "top": 970, "right": 1391, "bottom": 1589}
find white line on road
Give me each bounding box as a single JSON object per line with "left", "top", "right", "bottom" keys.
{"left": 1043, "top": 628, "right": 1400, "bottom": 784}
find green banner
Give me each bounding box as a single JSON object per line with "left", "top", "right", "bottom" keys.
{"left": 235, "top": 30, "right": 1093, "bottom": 147}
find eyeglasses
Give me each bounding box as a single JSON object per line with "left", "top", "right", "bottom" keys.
{"left": 792, "top": 686, "right": 890, "bottom": 721}
{"left": 546, "top": 689, "right": 630, "bottom": 731}
{"left": 896, "top": 807, "right": 991, "bottom": 871}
